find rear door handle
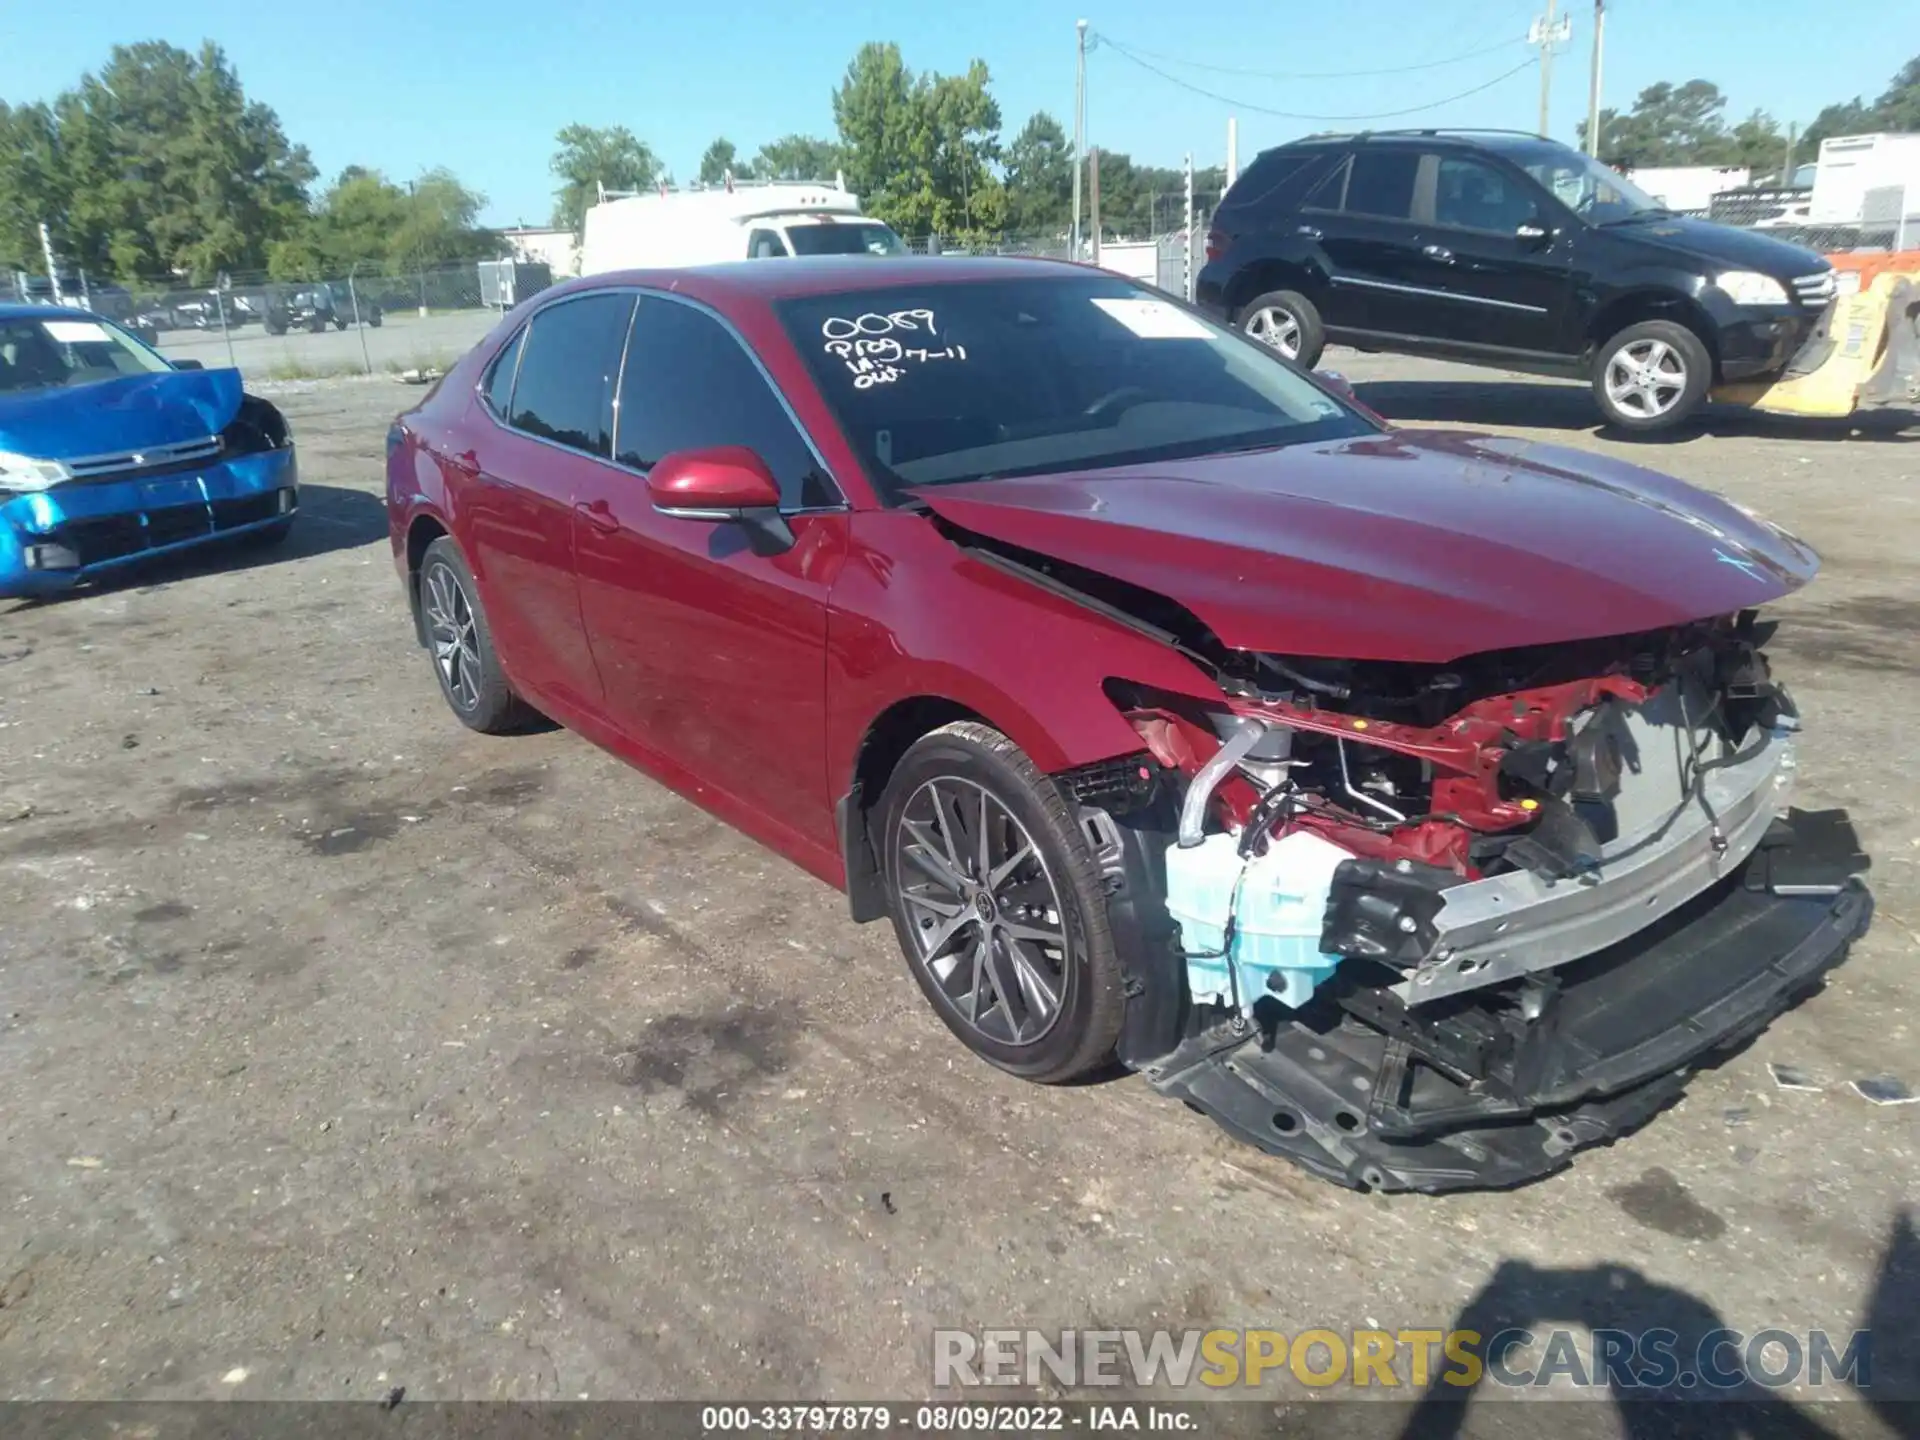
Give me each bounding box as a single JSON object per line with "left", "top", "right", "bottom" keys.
{"left": 1296, "top": 225, "right": 1323, "bottom": 240}
{"left": 576, "top": 498, "right": 619, "bottom": 534}
{"left": 1422, "top": 244, "right": 1455, "bottom": 263}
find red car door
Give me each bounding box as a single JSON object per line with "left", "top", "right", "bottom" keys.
{"left": 461, "top": 293, "right": 634, "bottom": 711}
{"left": 571, "top": 293, "right": 849, "bottom": 855}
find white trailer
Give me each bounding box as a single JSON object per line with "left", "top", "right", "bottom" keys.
{"left": 1809, "top": 133, "right": 1920, "bottom": 224}
{"left": 579, "top": 178, "right": 907, "bottom": 275}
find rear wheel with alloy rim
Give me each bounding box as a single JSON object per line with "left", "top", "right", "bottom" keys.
{"left": 417, "top": 536, "right": 530, "bottom": 734}
{"left": 879, "top": 721, "right": 1125, "bottom": 1082}
{"left": 1236, "top": 288, "right": 1326, "bottom": 369}
{"left": 1593, "top": 319, "right": 1711, "bottom": 433}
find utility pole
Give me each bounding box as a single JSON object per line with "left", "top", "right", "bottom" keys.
{"left": 1531, "top": 1, "right": 1571, "bottom": 139}
{"left": 38, "top": 222, "right": 63, "bottom": 305}
{"left": 1183, "top": 153, "right": 1195, "bottom": 302}
{"left": 1585, "top": 0, "right": 1606, "bottom": 157}
{"left": 1782, "top": 122, "right": 1798, "bottom": 186}
{"left": 1089, "top": 148, "right": 1102, "bottom": 268}
{"left": 1071, "top": 19, "right": 1088, "bottom": 258}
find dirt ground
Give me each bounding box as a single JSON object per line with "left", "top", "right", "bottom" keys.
{"left": 0, "top": 354, "right": 1914, "bottom": 1426}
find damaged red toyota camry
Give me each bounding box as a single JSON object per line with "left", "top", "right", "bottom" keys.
{"left": 386, "top": 257, "right": 1873, "bottom": 1192}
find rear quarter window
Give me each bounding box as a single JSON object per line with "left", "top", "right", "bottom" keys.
{"left": 1221, "top": 151, "right": 1326, "bottom": 211}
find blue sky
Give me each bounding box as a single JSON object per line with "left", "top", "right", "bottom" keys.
{"left": 3, "top": 0, "right": 1915, "bottom": 228}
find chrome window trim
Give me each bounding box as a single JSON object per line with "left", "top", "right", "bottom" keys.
{"left": 1330, "top": 273, "right": 1549, "bottom": 314}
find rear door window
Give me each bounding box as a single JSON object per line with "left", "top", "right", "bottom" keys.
{"left": 615, "top": 296, "right": 833, "bottom": 508}
{"left": 506, "top": 293, "right": 636, "bottom": 458}
{"left": 748, "top": 229, "right": 790, "bottom": 258}
{"left": 1223, "top": 150, "right": 1320, "bottom": 209}
{"left": 1342, "top": 151, "right": 1420, "bottom": 220}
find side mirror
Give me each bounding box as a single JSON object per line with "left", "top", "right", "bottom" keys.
{"left": 172, "top": 358, "right": 204, "bottom": 371}
{"left": 646, "top": 445, "right": 794, "bottom": 553}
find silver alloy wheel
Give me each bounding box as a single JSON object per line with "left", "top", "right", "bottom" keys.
{"left": 1244, "top": 305, "right": 1302, "bottom": 358}
{"left": 1604, "top": 337, "right": 1689, "bottom": 419}
{"left": 892, "top": 777, "right": 1069, "bottom": 1047}
{"left": 422, "top": 562, "right": 482, "bottom": 712}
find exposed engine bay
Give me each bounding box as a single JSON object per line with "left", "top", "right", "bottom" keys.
{"left": 964, "top": 524, "right": 1878, "bottom": 1192}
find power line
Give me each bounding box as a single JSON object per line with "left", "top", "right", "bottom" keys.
{"left": 1087, "top": 33, "right": 1528, "bottom": 82}
{"left": 1093, "top": 35, "right": 1540, "bottom": 123}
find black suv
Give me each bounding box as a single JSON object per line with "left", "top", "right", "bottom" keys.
{"left": 1196, "top": 131, "right": 1837, "bottom": 431}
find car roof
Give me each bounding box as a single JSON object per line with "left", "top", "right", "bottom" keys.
{"left": 1258, "top": 130, "right": 1559, "bottom": 157}
{"left": 0, "top": 302, "right": 107, "bottom": 322}
{"left": 547, "top": 255, "right": 1091, "bottom": 309}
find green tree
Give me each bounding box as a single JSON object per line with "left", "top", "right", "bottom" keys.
{"left": 46, "top": 42, "right": 313, "bottom": 282}
{"left": 1582, "top": 79, "right": 1735, "bottom": 168}
{"left": 832, "top": 42, "right": 1003, "bottom": 236}
{"left": 925, "top": 62, "right": 1003, "bottom": 235}
{"left": 269, "top": 166, "right": 496, "bottom": 280}
{"left": 752, "top": 134, "right": 842, "bottom": 181}
{"left": 0, "top": 101, "right": 66, "bottom": 275}
{"left": 550, "top": 124, "right": 662, "bottom": 233}
{"left": 1002, "top": 111, "right": 1073, "bottom": 235}
{"left": 833, "top": 42, "right": 935, "bottom": 228}
{"left": 698, "top": 137, "right": 754, "bottom": 186}
{"left": 1804, "top": 54, "right": 1920, "bottom": 147}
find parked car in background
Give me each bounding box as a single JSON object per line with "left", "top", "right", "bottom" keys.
{"left": 385, "top": 257, "right": 1868, "bottom": 1193}
{"left": 0, "top": 305, "right": 297, "bottom": 598}
{"left": 265, "top": 283, "right": 383, "bottom": 335}
{"left": 1197, "top": 130, "right": 1837, "bottom": 431}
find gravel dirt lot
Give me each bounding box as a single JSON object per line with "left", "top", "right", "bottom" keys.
{"left": 0, "top": 354, "right": 1914, "bottom": 1426}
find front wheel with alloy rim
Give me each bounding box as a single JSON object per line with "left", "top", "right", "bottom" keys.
{"left": 417, "top": 537, "right": 531, "bottom": 734}
{"left": 879, "top": 721, "right": 1125, "bottom": 1083}
{"left": 1593, "top": 319, "right": 1711, "bottom": 433}
{"left": 1236, "top": 288, "right": 1326, "bottom": 370}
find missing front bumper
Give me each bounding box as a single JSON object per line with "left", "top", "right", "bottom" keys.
{"left": 1139, "top": 841, "right": 1871, "bottom": 1194}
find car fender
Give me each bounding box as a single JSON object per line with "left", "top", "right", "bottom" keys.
{"left": 826, "top": 510, "right": 1223, "bottom": 799}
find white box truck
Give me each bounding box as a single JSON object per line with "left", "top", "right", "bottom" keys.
{"left": 1809, "top": 133, "right": 1920, "bottom": 224}
{"left": 579, "top": 177, "right": 907, "bottom": 275}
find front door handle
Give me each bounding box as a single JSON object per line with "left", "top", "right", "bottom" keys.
{"left": 576, "top": 498, "right": 619, "bottom": 535}
{"left": 1296, "top": 224, "right": 1323, "bottom": 241}
{"left": 1422, "top": 244, "right": 1455, "bottom": 263}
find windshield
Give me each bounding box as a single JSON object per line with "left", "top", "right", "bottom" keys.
{"left": 0, "top": 315, "right": 174, "bottom": 394}
{"left": 782, "top": 222, "right": 908, "bottom": 257}
{"left": 1503, "top": 147, "right": 1665, "bottom": 223}
{"left": 777, "top": 275, "right": 1374, "bottom": 502}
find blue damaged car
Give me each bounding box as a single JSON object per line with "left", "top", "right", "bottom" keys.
{"left": 0, "top": 303, "right": 296, "bottom": 599}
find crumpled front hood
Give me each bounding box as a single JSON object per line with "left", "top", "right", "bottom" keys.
{"left": 0, "top": 368, "right": 242, "bottom": 460}
{"left": 917, "top": 430, "right": 1820, "bottom": 663}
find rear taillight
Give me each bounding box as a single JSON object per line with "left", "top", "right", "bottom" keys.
{"left": 1205, "top": 229, "right": 1227, "bottom": 264}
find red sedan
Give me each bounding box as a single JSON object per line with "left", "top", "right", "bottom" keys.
{"left": 386, "top": 257, "right": 1871, "bottom": 1192}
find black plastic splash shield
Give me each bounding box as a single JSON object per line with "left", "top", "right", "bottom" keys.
{"left": 1140, "top": 873, "right": 1872, "bottom": 1194}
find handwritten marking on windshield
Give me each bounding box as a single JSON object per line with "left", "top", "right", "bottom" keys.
{"left": 821, "top": 311, "right": 964, "bottom": 388}
{"left": 821, "top": 309, "right": 938, "bottom": 342}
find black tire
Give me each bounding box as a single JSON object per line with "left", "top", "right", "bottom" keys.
{"left": 1592, "top": 319, "right": 1711, "bottom": 433}
{"left": 877, "top": 721, "right": 1125, "bottom": 1084}
{"left": 265, "top": 319, "right": 287, "bottom": 336}
{"left": 308, "top": 315, "right": 328, "bottom": 334}
{"left": 234, "top": 517, "right": 294, "bottom": 548}
{"left": 334, "top": 317, "right": 349, "bottom": 331}
{"left": 1236, "top": 288, "right": 1326, "bottom": 369}
{"left": 417, "top": 537, "right": 531, "bottom": 735}
{"left": 368, "top": 312, "right": 383, "bottom": 329}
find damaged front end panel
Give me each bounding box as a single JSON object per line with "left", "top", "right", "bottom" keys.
{"left": 1083, "top": 617, "right": 1872, "bottom": 1193}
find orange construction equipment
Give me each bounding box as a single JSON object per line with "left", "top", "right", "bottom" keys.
{"left": 1712, "top": 250, "right": 1920, "bottom": 419}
